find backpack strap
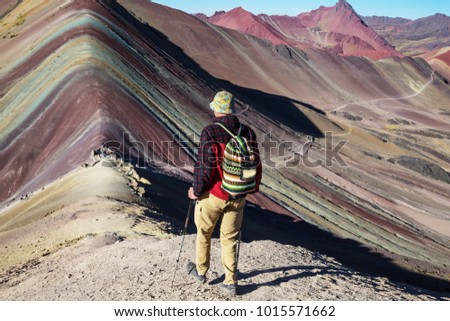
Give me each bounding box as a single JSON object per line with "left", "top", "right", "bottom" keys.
{"left": 215, "top": 122, "right": 249, "bottom": 155}
{"left": 237, "top": 123, "right": 244, "bottom": 136}
{"left": 215, "top": 122, "right": 245, "bottom": 137}
{"left": 214, "top": 122, "right": 237, "bottom": 138}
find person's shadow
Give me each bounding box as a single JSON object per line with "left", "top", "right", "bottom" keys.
{"left": 208, "top": 264, "right": 350, "bottom": 295}
{"left": 233, "top": 201, "right": 450, "bottom": 298}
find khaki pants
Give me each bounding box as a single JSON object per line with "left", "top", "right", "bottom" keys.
{"left": 194, "top": 193, "right": 246, "bottom": 285}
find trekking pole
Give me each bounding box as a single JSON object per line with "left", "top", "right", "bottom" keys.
{"left": 171, "top": 199, "right": 194, "bottom": 288}
{"left": 235, "top": 227, "right": 242, "bottom": 277}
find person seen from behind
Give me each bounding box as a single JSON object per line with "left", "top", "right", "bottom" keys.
{"left": 187, "top": 90, "right": 262, "bottom": 296}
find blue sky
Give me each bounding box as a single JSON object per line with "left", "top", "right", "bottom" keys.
{"left": 152, "top": 0, "right": 450, "bottom": 20}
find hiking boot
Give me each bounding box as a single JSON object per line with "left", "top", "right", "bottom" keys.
{"left": 186, "top": 261, "right": 206, "bottom": 284}
{"left": 218, "top": 282, "right": 237, "bottom": 296}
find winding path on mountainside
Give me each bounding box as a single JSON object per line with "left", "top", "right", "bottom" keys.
{"left": 329, "top": 71, "right": 436, "bottom": 113}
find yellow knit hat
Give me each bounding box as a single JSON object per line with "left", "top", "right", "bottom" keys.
{"left": 209, "top": 91, "right": 235, "bottom": 114}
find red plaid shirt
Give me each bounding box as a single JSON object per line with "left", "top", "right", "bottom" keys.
{"left": 193, "top": 115, "right": 262, "bottom": 198}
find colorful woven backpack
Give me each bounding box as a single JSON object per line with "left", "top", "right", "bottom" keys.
{"left": 215, "top": 123, "right": 258, "bottom": 196}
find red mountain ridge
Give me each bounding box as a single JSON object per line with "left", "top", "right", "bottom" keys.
{"left": 200, "top": 0, "right": 401, "bottom": 60}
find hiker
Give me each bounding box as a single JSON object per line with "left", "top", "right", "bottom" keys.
{"left": 187, "top": 90, "right": 262, "bottom": 295}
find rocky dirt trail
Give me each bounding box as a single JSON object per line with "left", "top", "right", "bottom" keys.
{"left": 0, "top": 232, "right": 446, "bottom": 301}
{"left": 0, "top": 161, "right": 448, "bottom": 301}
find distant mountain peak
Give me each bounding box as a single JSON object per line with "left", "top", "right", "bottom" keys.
{"left": 228, "top": 6, "right": 253, "bottom": 16}
{"left": 335, "top": 0, "right": 356, "bottom": 14}
{"left": 231, "top": 6, "right": 246, "bottom": 12}
{"left": 336, "top": 0, "right": 352, "bottom": 10}
{"left": 211, "top": 10, "right": 225, "bottom": 17}
{"left": 364, "top": 13, "right": 450, "bottom": 56}
{"left": 429, "top": 12, "right": 450, "bottom": 19}
{"left": 209, "top": 7, "right": 255, "bottom": 20}
{"left": 197, "top": 1, "right": 401, "bottom": 59}
{"left": 193, "top": 13, "right": 208, "bottom": 21}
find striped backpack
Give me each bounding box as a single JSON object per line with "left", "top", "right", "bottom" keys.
{"left": 215, "top": 123, "right": 258, "bottom": 196}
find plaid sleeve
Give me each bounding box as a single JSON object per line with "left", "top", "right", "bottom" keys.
{"left": 193, "top": 128, "right": 216, "bottom": 197}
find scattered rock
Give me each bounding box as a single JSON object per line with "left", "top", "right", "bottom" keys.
{"left": 139, "top": 177, "right": 151, "bottom": 185}
{"left": 396, "top": 156, "right": 450, "bottom": 184}
{"left": 341, "top": 112, "right": 363, "bottom": 121}
{"left": 275, "top": 44, "right": 293, "bottom": 59}
{"left": 388, "top": 118, "right": 415, "bottom": 125}
{"left": 363, "top": 151, "right": 384, "bottom": 160}
{"left": 136, "top": 187, "right": 146, "bottom": 197}
{"left": 104, "top": 232, "right": 125, "bottom": 245}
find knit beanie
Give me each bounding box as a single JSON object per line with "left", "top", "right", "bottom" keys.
{"left": 209, "top": 91, "right": 235, "bottom": 114}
